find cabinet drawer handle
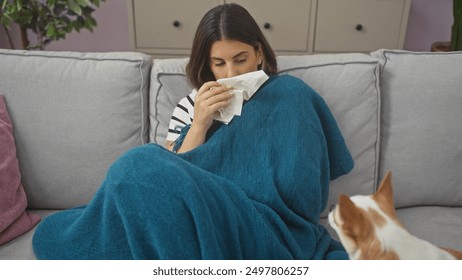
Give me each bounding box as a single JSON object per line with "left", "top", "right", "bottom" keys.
{"left": 355, "top": 24, "right": 363, "bottom": 31}
{"left": 173, "top": 20, "right": 181, "bottom": 28}
{"left": 263, "top": 22, "right": 271, "bottom": 30}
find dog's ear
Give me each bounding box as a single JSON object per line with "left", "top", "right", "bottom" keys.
{"left": 338, "top": 195, "right": 362, "bottom": 225}
{"left": 338, "top": 195, "right": 372, "bottom": 243}
{"left": 374, "top": 171, "right": 396, "bottom": 216}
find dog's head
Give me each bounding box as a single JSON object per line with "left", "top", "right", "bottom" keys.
{"left": 328, "top": 171, "right": 402, "bottom": 259}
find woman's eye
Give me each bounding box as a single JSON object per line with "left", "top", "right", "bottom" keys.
{"left": 214, "top": 62, "right": 225, "bottom": 67}
{"left": 236, "top": 59, "right": 246, "bottom": 64}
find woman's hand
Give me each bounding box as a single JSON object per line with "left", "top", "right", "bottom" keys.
{"left": 193, "top": 81, "right": 234, "bottom": 131}
{"left": 170, "top": 81, "right": 233, "bottom": 153}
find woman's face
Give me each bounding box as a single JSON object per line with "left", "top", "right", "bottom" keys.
{"left": 209, "top": 39, "right": 263, "bottom": 80}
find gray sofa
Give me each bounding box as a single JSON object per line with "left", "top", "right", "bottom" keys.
{"left": 0, "top": 48, "right": 461, "bottom": 259}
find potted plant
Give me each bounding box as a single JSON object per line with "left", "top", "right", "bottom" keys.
{"left": 432, "top": 0, "right": 462, "bottom": 51}
{"left": 1, "top": 0, "right": 105, "bottom": 50}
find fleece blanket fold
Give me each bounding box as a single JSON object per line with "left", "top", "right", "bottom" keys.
{"left": 32, "top": 75, "right": 353, "bottom": 260}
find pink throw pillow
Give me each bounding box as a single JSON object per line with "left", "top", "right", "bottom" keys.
{"left": 0, "top": 95, "right": 40, "bottom": 245}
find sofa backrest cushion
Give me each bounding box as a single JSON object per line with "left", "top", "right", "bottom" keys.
{"left": 0, "top": 49, "right": 151, "bottom": 209}
{"left": 149, "top": 58, "right": 190, "bottom": 145}
{"left": 149, "top": 54, "right": 381, "bottom": 217}
{"left": 372, "top": 49, "right": 462, "bottom": 208}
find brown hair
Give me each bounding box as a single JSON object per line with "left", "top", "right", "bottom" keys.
{"left": 186, "top": 3, "right": 277, "bottom": 89}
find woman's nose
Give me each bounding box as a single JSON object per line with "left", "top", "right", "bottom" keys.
{"left": 226, "top": 66, "right": 239, "bottom": 78}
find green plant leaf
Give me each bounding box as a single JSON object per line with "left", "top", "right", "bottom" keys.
{"left": 68, "top": 0, "right": 82, "bottom": 16}
{"left": 1, "top": 16, "right": 12, "bottom": 29}
{"left": 76, "top": 0, "right": 90, "bottom": 7}
{"left": 16, "top": 0, "right": 23, "bottom": 10}
{"left": 2, "top": 0, "right": 9, "bottom": 10}
{"left": 47, "top": 0, "right": 57, "bottom": 8}
{"left": 93, "top": 0, "right": 101, "bottom": 8}
{"left": 46, "top": 23, "right": 56, "bottom": 38}
{"left": 87, "top": 15, "right": 96, "bottom": 26}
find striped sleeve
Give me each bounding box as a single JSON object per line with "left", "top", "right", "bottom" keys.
{"left": 166, "top": 90, "right": 196, "bottom": 142}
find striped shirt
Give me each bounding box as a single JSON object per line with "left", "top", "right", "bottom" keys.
{"left": 166, "top": 90, "right": 197, "bottom": 142}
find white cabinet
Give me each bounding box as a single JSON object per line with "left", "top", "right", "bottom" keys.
{"left": 128, "top": 0, "right": 222, "bottom": 56}
{"left": 127, "top": 0, "right": 411, "bottom": 57}
{"left": 230, "top": 0, "right": 316, "bottom": 53}
{"left": 314, "top": 0, "right": 411, "bottom": 52}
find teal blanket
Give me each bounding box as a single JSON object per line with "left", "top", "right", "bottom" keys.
{"left": 33, "top": 75, "right": 353, "bottom": 259}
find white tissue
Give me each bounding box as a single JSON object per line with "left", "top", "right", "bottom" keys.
{"left": 214, "top": 70, "right": 269, "bottom": 124}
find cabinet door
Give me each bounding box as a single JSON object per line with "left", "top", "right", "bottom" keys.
{"left": 314, "top": 0, "right": 410, "bottom": 52}
{"left": 229, "top": 0, "right": 314, "bottom": 53}
{"left": 129, "top": 0, "right": 222, "bottom": 55}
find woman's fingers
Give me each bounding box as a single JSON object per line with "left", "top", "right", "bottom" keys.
{"left": 197, "top": 81, "right": 222, "bottom": 96}
{"left": 196, "top": 83, "right": 234, "bottom": 106}
{"left": 207, "top": 90, "right": 234, "bottom": 105}
{"left": 208, "top": 99, "right": 233, "bottom": 112}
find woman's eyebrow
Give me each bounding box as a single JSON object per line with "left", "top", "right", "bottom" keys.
{"left": 232, "top": 51, "right": 248, "bottom": 58}
{"left": 210, "top": 51, "right": 249, "bottom": 60}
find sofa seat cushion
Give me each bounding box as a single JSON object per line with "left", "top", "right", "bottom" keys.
{"left": 0, "top": 210, "right": 59, "bottom": 260}
{"left": 372, "top": 50, "right": 462, "bottom": 208}
{"left": 0, "top": 50, "right": 151, "bottom": 209}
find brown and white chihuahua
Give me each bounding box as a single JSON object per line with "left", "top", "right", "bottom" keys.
{"left": 328, "top": 171, "right": 462, "bottom": 260}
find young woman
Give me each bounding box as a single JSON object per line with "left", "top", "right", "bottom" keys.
{"left": 33, "top": 3, "right": 354, "bottom": 260}
{"left": 166, "top": 3, "right": 277, "bottom": 153}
